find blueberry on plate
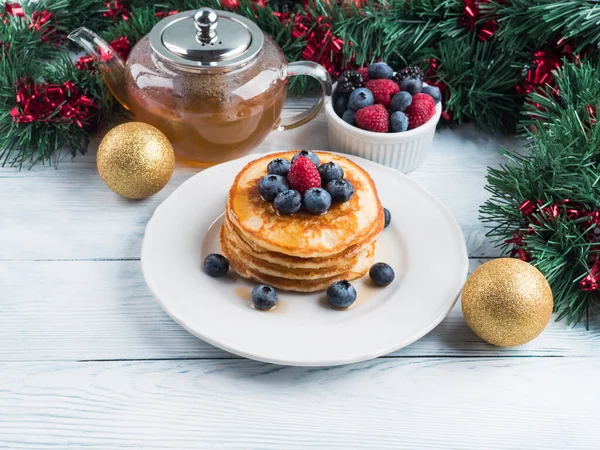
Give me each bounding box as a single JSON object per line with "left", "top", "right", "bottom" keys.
{"left": 348, "top": 87, "right": 374, "bottom": 111}
{"left": 274, "top": 189, "right": 302, "bottom": 215}
{"left": 267, "top": 158, "right": 291, "bottom": 177}
{"left": 369, "top": 262, "right": 395, "bottom": 286}
{"left": 400, "top": 77, "right": 423, "bottom": 95}
{"left": 390, "top": 111, "right": 409, "bottom": 132}
{"left": 367, "top": 62, "right": 393, "bottom": 80}
{"left": 327, "top": 280, "right": 357, "bottom": 309}
{"left": 384, "top": 207, "right": 391, "bottom": 228}
{"left": 325, "top": 179, "right": 355, "bottom": 203}
{"left": 251, "top": 285, "right": 278, "bottom": 310}
{"left": 422, "top": 85, "right": 442, "bottom": 104}
{"left": 318, "top": 162, "right": 344, "bottom": 185}
{"left": 390, "top": 91, "right": 412, "bottom": 112}
{"left": 203, "top": 253, "right": 229, "bottom": 277}
{"left": 258, "top": 174, "right": 289, "bottom": 201}
{"left": 292, "top": 150, "right": 320, "bottom": 167}
{"left": 303, "top": 188, "right": 332, "bottom": 215}
{"left": 342, "top": 110, "right": 356, "bottom": 125}
{"left": 334, "top": 96, "right": 349, "bottom": 117}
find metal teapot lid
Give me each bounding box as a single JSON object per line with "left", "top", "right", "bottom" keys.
{"left": 149, "top": 7, "right": 264, "bottom": 69}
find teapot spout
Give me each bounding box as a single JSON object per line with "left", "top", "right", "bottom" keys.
{"left": 68, "top": 27, "right": 130, "bottom": 110}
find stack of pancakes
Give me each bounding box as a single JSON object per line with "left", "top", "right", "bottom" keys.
{"left": 221, "top": 151, "right": 384, "bottom": 292}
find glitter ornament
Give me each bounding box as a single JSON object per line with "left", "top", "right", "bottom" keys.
{"left": 97, "top": 122, "right": 174, "bottom": 199}
{"left": 461, "top": 258, "right": 553, "bottom": 347}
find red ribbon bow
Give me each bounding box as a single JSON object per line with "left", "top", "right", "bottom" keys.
{"left": 293, "top": 14, "right": 352, "bottom": 78}
{"left": 10, "top": 78, "right": 98, "bottom": 129}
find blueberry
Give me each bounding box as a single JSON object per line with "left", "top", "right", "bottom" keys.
{"left": 274, "top": 189, "right": 302, "bottom": 215}
{"left": 390, "top": 111, "right": 409, "bottom": 132}
{"left": 348, "top": 88, "right": 374, "bottom": 111}
{"left": 251, "top": 284, "right": 278, "bottom": 310}
{"left": 400, "top": 77, "right": 423, "bottom": 95}
{"left": 367, "top": 62, "right": 393, "bottom": 80}
{"left": 318, "top": 162, "right": 344, "bottom": 185}
{"left": 267, "top": 158, "right": 291, "bottom": 177}
{"left": 369, "top": 262, "right": 395, "bottom": 286}
{"left": 342, "top": 110, "right": 356, "bottom": 125}
{"left": 258, "top": 174, "right": 289, "bottom": 201}
{"left": 390, "top": 91, "right": 412, "bottom": 112}
{"left": 384, "top": 207, "right": 391, "bottom": 228}
{"left": 303, "top": 188, "right": 332, "bottom": 215}
{"left": 203, "top": 253, "right": 229, "bottom": 277}
{"left": 327, "top": 280, "right": 357, "bottom": 309}
{"left": 325, "top": 179, "right": 354, "bottom": 203}
{"left": 422, "top": 85, "right": 442, "bottom": 104}
{"left": 334, "top": 96, "right": 349, "bottom": 117}
{"left": 292, "top": 150, "right": 320, "bottom": 167}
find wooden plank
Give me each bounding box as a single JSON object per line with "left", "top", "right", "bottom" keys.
{"left": 1, "top": 357, "right": 598, "bottom": 449}
{"left": 0, "top": 103, "right": 517, "bottom": 261}
{"left": 1, "top": 259, "right": 597, "bottom": 362}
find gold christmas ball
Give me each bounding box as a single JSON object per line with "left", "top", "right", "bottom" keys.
{"left": 97, "top": 122, "right": 175, "bottom": 199}
{"left": 461, "top": 258, "right": 553, "bottom": 347}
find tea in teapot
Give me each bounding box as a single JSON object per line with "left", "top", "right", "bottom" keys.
{"left": 69, "top": 8, "right": 331, "bottom": 166}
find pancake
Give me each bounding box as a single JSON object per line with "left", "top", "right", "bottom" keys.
{"left": 223, "top": 233, "right": 376, "bottom": 292}
{"left": 222, "top": 213, "right": 374, "bottom": 269}
{"left": 221, "top": 223, "right": 372, "bottom": 280}
{"left": 227, "top": 151, "right": 384, "bottom": 258}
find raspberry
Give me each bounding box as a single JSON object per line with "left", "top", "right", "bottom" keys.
{"left": 405, "top": 93, "right": 436, "bottom": 129}
{"left": 287, "top": 156, "right": 321, "bottom": 193}
{"left": 357, "top": 67, "right": 369, "bottom": 82}
{"left": 365, "top": 79, "right": 400, "bottom": 107}
{"left": 355, "top": 104, "right": 389, "bottom": 133}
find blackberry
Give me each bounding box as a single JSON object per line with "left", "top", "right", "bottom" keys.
{"left": 337, "top": 70, "right": 364, "bottom": 95}
{"left": 392, "top": 65, "right": 424, "bottom": 84}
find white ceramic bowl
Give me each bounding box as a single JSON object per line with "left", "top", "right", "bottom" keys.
{"left": 325, "top": 83, "right": 442, "bottom": 173}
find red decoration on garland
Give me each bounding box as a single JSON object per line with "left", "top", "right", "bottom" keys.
{"left": 291, "top": 14, "right": 353, "bottom": 78}
{"left": 10, "top": 78, "right": 98, "bottom": 129}
{"left": 75, "top": 36, "right": 131, "bottom": 71}
{"left": 580, "top": 259, "right": 600, "bottom": 292}
{"left": 505, "top": 231, "right": 532, "bottom": 262}
{"left": 516, "top": 51, "right": 562, "bottom": 96}
{"left": 103, "top": 1, "right": 129, "bottom": 21}
{"left": 221, "top": 0, "right": 239, "bottom": 9}
{"left": 5, "top": 3, "right": 25, "bottom": 17}
{"left": 459, "top": 0, "right": 497, "bottom": 42}
{"left": 513, "top": 199, "right": 600, "bottom": 288}
{"left": 108, "top": 36, "right": 131, "bottom": 60}
{"left": 155, "top": 10, "right": 179, "bottom": 19}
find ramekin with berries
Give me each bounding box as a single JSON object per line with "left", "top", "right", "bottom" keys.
{"left": 325, "top": 63, "right": 442, "bottom": 173}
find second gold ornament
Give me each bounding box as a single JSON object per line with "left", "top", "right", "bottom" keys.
{"left": 461, "top": 258, "right": 553, "bottom": 347}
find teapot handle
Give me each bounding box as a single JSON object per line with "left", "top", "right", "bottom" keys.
{"left": 275, "top": 61, "right": 332, "bottom": 131}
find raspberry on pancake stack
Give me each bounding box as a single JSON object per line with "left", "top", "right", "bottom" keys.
{"left": 220, "top": 151, "right": 385, "bottom": 292}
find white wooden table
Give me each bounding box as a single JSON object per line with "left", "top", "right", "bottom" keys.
{"left": 2, "top": 100, "right": 599, "bottom": 449}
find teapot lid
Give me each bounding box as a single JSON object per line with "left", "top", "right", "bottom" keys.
{"left": 149, "top": 7, "right": 264, "bottom": 69}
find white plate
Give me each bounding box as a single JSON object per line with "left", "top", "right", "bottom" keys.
{"left": 141, "top": 153, "right": 468, "bottom": 366}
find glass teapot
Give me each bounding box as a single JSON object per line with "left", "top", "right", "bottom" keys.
{"left": 69, "top": 7, "right": 332, "bottom": 166}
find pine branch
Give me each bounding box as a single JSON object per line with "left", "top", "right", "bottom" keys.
{"left": 480, "top": 61, "right": 600, "bottom": 325}
{"left": 426, "top": 36, "right": 527, "bottom": 133}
